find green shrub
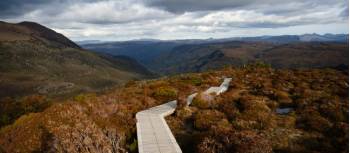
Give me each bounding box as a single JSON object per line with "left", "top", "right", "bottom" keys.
{"left": 127, "top": 139, "right": 138, "bottom": 153}
{"left": 125, "top": 80, "right": 137, "bottom": 88}
{"left": 152, "top": 87, "right": 177, "bottom": 99}
{"left": 0, "top": 114, "right": 10, "bottom": 126}
{"left": 73, "top": 93, "right": 96, "bottom": 103}
{"left": 0, "top": 95, "right": 50, "bottom": 127}
{"left": 21, "top": 95, "right": 49, "bottom": 113}
{"left": 243, "top": 61, "right": 271, "bottom": 69}
{"left": 192, "top": 95, "right": 210, "bottom": 109}
{"left": 188, "top": 77, "right": 202, "bottom": 86}
{"left": 74, "top": 94, "right": 87, "bottom": 102}
{"left": 255, "top": 61, "right": 271, "bottom": 68}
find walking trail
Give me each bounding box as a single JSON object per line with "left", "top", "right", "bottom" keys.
{"left": 136, "top": 78, "right": 232, "bottom": 153}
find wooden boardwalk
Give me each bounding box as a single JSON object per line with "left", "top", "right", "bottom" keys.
{"left": 136, "top": 78, "right": 231, "bottom": 153}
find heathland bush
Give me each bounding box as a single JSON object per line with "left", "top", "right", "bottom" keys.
{"left": 0, "top": 66, "right": 348, "bottom": 153}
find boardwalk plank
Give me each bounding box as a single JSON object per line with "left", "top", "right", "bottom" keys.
{"left": 137, "top": 78, "right": 231, "bottom": 153}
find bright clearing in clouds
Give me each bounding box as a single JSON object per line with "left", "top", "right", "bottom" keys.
{"left": 0, "top": 0, "right": 348, "bottom": 41}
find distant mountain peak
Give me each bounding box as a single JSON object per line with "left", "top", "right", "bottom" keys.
{"left": 18, "top": 21, "right": 44, "bottom": 26}
{"left": 0, "top": 21, "right": 80, "bottom": 49}
{"left": 18, "top": 21, "right": 81, "bottom": 49}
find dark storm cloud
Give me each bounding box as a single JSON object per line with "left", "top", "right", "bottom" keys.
{"left": 0, "top": 0, "right": 99, "bottom": 18}
{"left": 146, "top": 0, "right": 251, "bottom": 13}
{"left": 146, "top": 0, "right": 347, "bottom": 14}
{"left": 0, "top": 0, "right": 49, "bottom": 18}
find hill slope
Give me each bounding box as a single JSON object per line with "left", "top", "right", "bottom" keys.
{"left": 0, "top": 21, "right": 154, "bottom": 98}
{"left": 81, "top": 37, "right": 348, "bottom": 75}
{"left": 82, "top": 41, "right": 181, "bottom": 67}
{"left": 0, "top": 66, "right": 347, "bottom": 153}
{"left": 153, "top": 41, "right": 349, "bottom": 75}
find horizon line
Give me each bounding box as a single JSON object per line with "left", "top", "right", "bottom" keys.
{"left": 73, "top": 33, "right": 349, "bottom": 42}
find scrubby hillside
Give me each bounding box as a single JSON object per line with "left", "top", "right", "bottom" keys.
{"left": 0, "top": 21, "right": 79, "bottom": 48}
{"left": 0, "top": 65, "right": 347, "bottom": 153}
{"left": 0, "top": 21, "right": 155, "bottom": 128}
{"left": 154, "top": 41, "right": 348, "bottom": 75}
{"left": 82, "top": 41, "right": 180, "bottom": 67}
{"left": 82, "top": 38, "right": 349, "bottom": 75}
{"left": 167, "top": 65, "right": 348, "bottom": 153}
{"left": 0, "top": 21, "right": 154, "bottom": 99}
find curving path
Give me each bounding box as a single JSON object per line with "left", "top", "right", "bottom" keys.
{"left": 136, "top": 78, "right": 232, "bottom": 153}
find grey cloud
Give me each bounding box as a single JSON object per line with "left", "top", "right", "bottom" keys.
{"left": 0, "top": 0, "right": 49, "bottom": 18}
{"left": 0, "top": 0, "right": 347, "bottom": 40}
{"left": 0, "top": 0, "right": 101, "bottom": 18}
{"left": 146, "top": 0, "right": 346, "bottom": 15}
{"left": 339, "top": 7, "right": 349, "bottom": 19}
{"left": 146, "top": 0, "right": 251, "bottom": 13}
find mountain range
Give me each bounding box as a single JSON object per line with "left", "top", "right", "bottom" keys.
{"left": 82, "top": 34, "right": 349, "bottom": 75}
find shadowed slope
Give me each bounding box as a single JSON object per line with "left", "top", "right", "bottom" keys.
{"left": 0, "top": 21, "right": 154, "bottom": 98}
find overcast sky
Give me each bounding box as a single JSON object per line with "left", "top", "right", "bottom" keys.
{"left": 0, "top": 0, "right": 348, "bottom": 41}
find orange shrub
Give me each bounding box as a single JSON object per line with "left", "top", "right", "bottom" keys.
{"left": 275, "top": 91, "right": 293, "bottom": 105}
{"left": 194, "top": 110, "right": 226, "bottom": 131}
{"left": 232, "top": 131, "right": 273, "bottom": 153}
{"left": 297, "top": 108, "right": 332, "bottom": 133}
